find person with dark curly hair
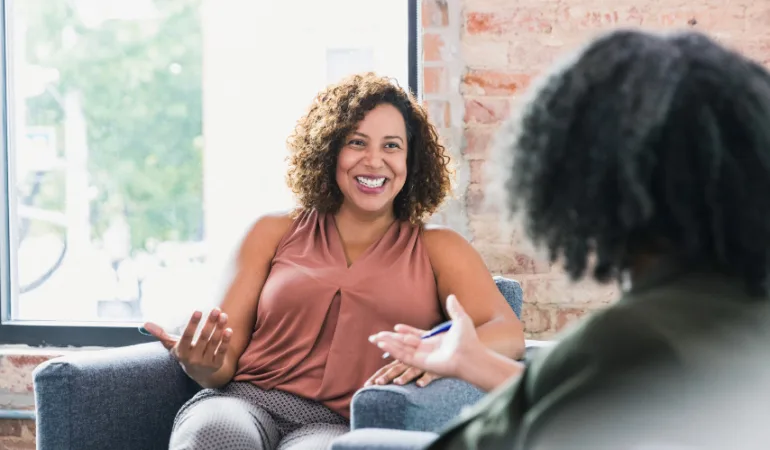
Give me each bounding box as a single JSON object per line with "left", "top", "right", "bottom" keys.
{"left": 143, "top": 72, "right": 525, "bottom": 449}
{"left": 371, "top": 30, "right": 770, "bottom": 449}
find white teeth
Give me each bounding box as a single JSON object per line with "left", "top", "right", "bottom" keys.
{"left": 356, "top": 176, "right": 386, "bottom": 188}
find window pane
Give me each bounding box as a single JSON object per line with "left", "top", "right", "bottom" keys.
{"left": 5, "top": 0, "right": 410, "bottom": 326}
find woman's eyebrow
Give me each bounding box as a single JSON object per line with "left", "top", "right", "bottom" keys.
{"left": 353, "top": 131, "right": 404, "bottom": 143}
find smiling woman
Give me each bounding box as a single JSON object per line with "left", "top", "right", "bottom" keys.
{"left": 286, "top": 72, "right": 452, "bottom": 225}
{"left": 140, "top": 72, "right": 525, "bottom": 450}
{"left": 335, "top": 104, "right": 410, "bottom": 215}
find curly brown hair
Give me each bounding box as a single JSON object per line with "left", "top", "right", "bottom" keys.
{"left": 285, "top": 72, "right": 453, "bottom": 224}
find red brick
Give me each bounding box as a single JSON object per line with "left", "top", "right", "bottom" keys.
{"left": 462, "top": 39, "right": 509, "bottom": 68}
{"left": 567, "top": 278, "right": 618, "bottom": 305}
{"left": 0, "top": 419, "right": 35, "bottom": 447}
{"left": 553, "top": 5, "right": 644, "bottom": 31}
{"left": 508, "top": 39, "right": 568, "bottom": 72}
{"left": 746, "top": 3, "right": 770, "bottom": 36}
{"left": 0, "top": 440, "right": 36, "bottom": 450}
{"left": 423, "top": 33, "right": 445, "bottom": 62}
{"left": 654, "top": 5, "right": 746, "bottom": 31}
{"left": 526, "top": 331, "right": 555, "bottom": 340}
{"left": 476, "top": 245, "right": 550, "bottom": 274}
{"left": 469, "top": 159, "right": 484, "bottom": 184}
{"left": 468, "top": 213, "right": 525, "bottom": 247}
{"left": 423, "top": 66, "right": 447, "bottom": 94}
{"left": 423, "top": 100, "right": 450, "bottom": 128}
{"left": 738, "top": 41, "right": 770, "bottom": 67}
{"left": 555, "top": 307, "right": 590, "bottom": 332}
{"left": 463, "top": 126, "right": 494, "bottom": 159}
{"left": 422, "top": 0, "right": 449, "bottom": 28}
{"left": 0, "top": 354, "right": 50, "bottom": 397}
{"left": 462, "top": 70, "right": 531, "bottom": 96}
{"left": 517, "top": 270, "right": 618, "bottom": 306}
{"left": 466, "top": 184, "right": 488, "bottom": 215}
{"left": 465, "top": 9, "right": 553, "bottom": 36}
{"left": 463, "top": 98, "right": 510, "bottom": 125}
{"left": 466, "top": 183, "right": 509, "bottom": 215}
{"left": 0, "top": 421, "right": 21, "bottom": 438}
{"left": 519, "top": 276, "right": 558, "bottom": 305}
{"left": 521, "top": 304, "right": 552, "bottom": 334}
{"left": 5, "top": 355, "right": 51, "bottom": 369}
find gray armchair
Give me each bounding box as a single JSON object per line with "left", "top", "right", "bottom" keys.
{"left": 33, "top": 277, "right": 524, "bottom": 450}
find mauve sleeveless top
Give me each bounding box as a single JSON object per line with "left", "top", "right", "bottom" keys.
{"left": 233, "top": 209, "right": 443, "bottom": 418}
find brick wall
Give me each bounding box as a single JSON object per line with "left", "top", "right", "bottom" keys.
{"left": 0, "top": 353, "right": 54, "bottom": 449}
{"left": 423, "top": 0, "right": 770, "bottom": 339}
{"left": 0, "top": 421, "right": 35, "bottom": 450}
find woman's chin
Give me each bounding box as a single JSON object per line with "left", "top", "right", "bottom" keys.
{"left": 345, "top": 199, "right": 395, "bottom": 217}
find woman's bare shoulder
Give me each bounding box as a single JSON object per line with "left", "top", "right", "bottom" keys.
{"left": 421, "top": 224, "right": 479, "bottom": 265}
{"left": 240, "top": 209, "right": 301, "bottom": 259}
{"left": 422, "top": 224, "right": 468, "bottom": 248}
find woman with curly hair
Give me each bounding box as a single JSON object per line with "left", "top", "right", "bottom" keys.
{"left": 143, "top": 72, "right": 525, "bottom": 449}
{"left": 372, "top": 30, "right": 770, "bottom": 448}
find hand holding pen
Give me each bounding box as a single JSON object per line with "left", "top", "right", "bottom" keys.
{"left": 380, "top": 320, "right": 453, "bottom": 359}
{"left": 368, "top": 295, "right": 482, "bottom": 380}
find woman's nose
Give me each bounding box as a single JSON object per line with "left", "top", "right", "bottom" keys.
{"left": 363, "top": 148, "right": 385, "bottom": 168}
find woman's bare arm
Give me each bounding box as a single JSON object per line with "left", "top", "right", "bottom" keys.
{"left": 194, "top": 213, "right": 294, "bottom": 388}
{"left": 424, "top": 227, "right": 526, "bottom": 360}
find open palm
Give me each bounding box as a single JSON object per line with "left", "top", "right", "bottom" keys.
{"left": 370, "top": 295, "right": 481, "bottom": 379}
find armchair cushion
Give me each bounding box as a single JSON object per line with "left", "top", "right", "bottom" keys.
{"left": 33, "top": 342, "right": 199, "bottom": 450}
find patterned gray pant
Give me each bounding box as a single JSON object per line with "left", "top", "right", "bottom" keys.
{"left": 169, "top": 382, "right": 350, "bottom": 450}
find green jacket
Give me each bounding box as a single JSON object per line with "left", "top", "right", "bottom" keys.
{"left": 427, "top": 268, "right": 770, "bottom": 449}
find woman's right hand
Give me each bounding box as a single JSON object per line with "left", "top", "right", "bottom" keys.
{"left": 143, "top": 308, "right": 233, "bottom": 382}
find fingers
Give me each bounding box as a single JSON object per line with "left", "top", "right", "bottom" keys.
{"left": 374, "top": 339, "right": 418, "bottom": 367}
{"left": 393, "top": 324, "right": 426, "bottom": 337}
{"left": 371, "top": 331, "right": 421, "bottom": 347}
{"left": 176, "top": 310, "right": 203, "bottom": 358}
{"left": 142, "top": 322, "right": 177, "bottom": 350}
{"left": 369, "top": 331, "right": 423, "bottom": 367}
{"left": 416, "top": 372, "right": 441, "bottom": 388}
{"left": 198, "top": 308, "right": 221, "bottom": 349}
{"left": 211, "top": 328, "right": 233, "bottom": 368}
{"left": 201, "top": 311, "right": 227, "bottom": 360}
{"left": 446, "top": 295, "right": 468, "bottom": 320}
{"left": 365, "top": 361, "right": 396, "bottom": 387}
{"left": 375, "top": 362, "right": 411, "bottom": 386}
{"left": 393, "top": 366, "right": 423, "bottom": 385}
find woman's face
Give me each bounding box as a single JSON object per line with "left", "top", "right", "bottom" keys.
{"left": 336, "top": 103, "right": 408, "bottom": 218}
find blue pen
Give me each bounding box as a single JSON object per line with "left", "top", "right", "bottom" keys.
{"left": 381, "top": 320, "right": 452, "bottom": 359}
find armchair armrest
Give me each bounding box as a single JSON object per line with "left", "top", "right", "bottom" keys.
{"left": 33, "top": 342, "right": 200, "bottom": 450}
{"left": 350, "top": 340, "right": 555, "bottom": 432}
{"left": 351, "top": 378, "right": 484, "bottom": 432}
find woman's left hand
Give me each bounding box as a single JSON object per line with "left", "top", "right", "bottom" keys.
{"left": 364, "top": 360, "right": 441, "bottom": 388}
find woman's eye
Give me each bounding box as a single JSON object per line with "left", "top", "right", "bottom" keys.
{"left": 384, "top": 142, "right": 402, "bottom": 150}
{"left": 349, "top": 139, "right": 366, "bottom": 147}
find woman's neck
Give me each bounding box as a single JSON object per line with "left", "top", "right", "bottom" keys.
{"left": 333, "top": 205, "right": 395, "bottom": 245}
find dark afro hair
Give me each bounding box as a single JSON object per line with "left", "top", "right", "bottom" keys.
{"left": 285, "top": 72, "right": 453, "bottom": 224}
{"left": 499, "top": 29, "right": 770, "bottom": 295}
